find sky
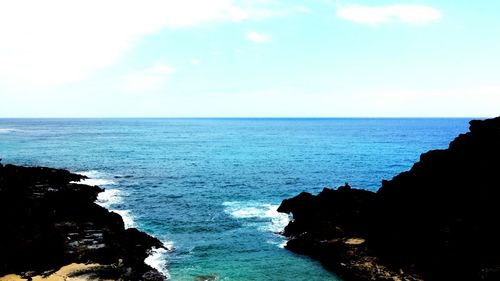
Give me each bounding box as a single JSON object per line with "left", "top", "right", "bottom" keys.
{"left": 0, "top": 0, "right": 499, "bottom": 117}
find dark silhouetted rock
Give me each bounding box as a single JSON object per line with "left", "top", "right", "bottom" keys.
{"left": 0, "top": 164, "right": 165, "bottom": 280}
{"left": 279, "top": 116, "right": 500, "bottom": 281}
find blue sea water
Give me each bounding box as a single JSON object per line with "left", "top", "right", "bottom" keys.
{"left": 0, "top": 118, "right": 471, "bottom": 280}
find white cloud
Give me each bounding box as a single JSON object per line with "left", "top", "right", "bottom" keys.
{"left": 190, "top": 59, "right": 201, "bottom": 65}
{"left": 121, "top": 63, "right": 176, "bottom": 92}
{"left": 246, "top": 32, "right": 271, "bottom": 43}
{"left": 336, "top": 4, "right": 442, "bottom": 26}
{"left": 0, "top": 0, "right": 293, "bottom": 87}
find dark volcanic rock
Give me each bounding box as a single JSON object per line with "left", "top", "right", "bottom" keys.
{"left": 278, "top": 116, "right": 500, "bottom": 281}
{"left": 0, "top": 163, "right": 165, "bottom": 280}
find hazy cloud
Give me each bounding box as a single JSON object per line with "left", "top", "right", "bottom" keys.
{"left": 336, "top": 4, "right": 442, "bottom": 26}
{"left": 0, "top": 0, "right": 295, "bottom": 86}
{"left": 121, "top": 63, "right": 176, "bottom": 92}
{"left": 246, "top": 31, "right": 271, "bottom": 43}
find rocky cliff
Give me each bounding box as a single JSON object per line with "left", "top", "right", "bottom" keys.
{"left": 0, "top": 164, "right": 165, "bottom": 280}
{"left": 278, "top": 116, "right": 500, "bottom": 281}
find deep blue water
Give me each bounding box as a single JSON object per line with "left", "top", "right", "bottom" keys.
{"left": 0, "top": 118, "right": 471, "bottom": 280}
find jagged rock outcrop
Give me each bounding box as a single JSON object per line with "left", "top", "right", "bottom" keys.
{"left": 0, "top": 164, "right": 165, "bottom": 280}
{"left": 278, "top": 116, "right": 500, "bottom": 281}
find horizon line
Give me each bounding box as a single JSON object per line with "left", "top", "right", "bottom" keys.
{"left": 0, "top": 116, "right": 486, "bottom": 119}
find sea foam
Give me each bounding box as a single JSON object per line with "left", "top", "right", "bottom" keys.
{"left": 264, "top": 205, "right": 291, "bottom": 233}
{"left": 76, "top": 170, "right": 116, "bottom": 186}
{"left": 145, "top": 241, "right": 173, "bottom": 279}
{"left": 223, "top": 201, "right": 291, "bottom": 233}
{"left": 113, "top": 209, "right": 135, "bottom": 229}
{"left": 74, "top": 170, "right": 135, "bottom": 229}
{"left": 0, "top": 128, "right": 21, "bottom": 134}
{"left": 96, "top": 189, "right": 123, "bottom": 207}
{"left": 96, "top": 189, "right": 134, "bottom": 227}
{"left": 75, "top": 170, "right": 171, "bottom": 277}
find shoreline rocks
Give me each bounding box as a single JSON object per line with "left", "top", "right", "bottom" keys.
{"left": 278, "top": 116, "right": 500, "bottom": 281}
{"left": 0, "top": 164, "right": 165, "bottom": 280}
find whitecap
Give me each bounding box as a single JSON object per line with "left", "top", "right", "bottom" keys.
{"left": 223, "top": 201, "right": 291, "bottom": 233}
{"left": 264, "top": 205, "right": 291, "bottom": 233}
{"left": 266, "top": 239, "right": 288, "bottom": 249}
{"left": 80, "top": 178, "right": 116, "bottom": 186}
{"left": 96, "top": 189, "right": 123, "bottom": 207}
{"left": 73, "top": 170, "right": 116, "bottom": 186}
{"left": 163, "top": 240, "right": 175, "bottom": 250}
{"left": 78, "top": 170, "right": 105, "bottom": 178}
{"left": 145, "top": 241, "right": 173, "bottom": 279}
{"left": 0, "top": 128, "right": 21, "bottom": 134}
{"left": 278, "top": 240, "right": 288, "bottom": 248}
{"left": 223, "top": 201, "right": 291, "bottom": 248}
{"left": 230, "top": 206, "right": 267, "bottom": 218}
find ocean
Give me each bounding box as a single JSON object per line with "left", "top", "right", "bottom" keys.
{"left": 0, "top": 118, "right": 470, "bottom": 280}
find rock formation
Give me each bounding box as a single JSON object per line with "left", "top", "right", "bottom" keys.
{"left": 0, "top": 164, "right": 165, "bottom": 280}
{"left": 278, "top": 117, "right": 500, "bottom": 281}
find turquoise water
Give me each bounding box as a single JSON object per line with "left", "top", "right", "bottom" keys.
{"left": 0, "top": 118, "right": 470, "bottom": 280}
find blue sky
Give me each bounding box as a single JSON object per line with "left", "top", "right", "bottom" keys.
{"left": 0, "top": 0, "right": 499, "bottom": 117}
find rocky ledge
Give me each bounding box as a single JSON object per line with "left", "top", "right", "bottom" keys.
{"left": 0, "top": 164, "right": 165, "bottom": 280}
{"left": 278, "top": 116, "right": 500, "bottom": 281}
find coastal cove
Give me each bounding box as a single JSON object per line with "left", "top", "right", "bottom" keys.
{"left": 0, "top": 118, "right": 471, "bottom": 280}
{"left": 278, "top": 117, "right": 500, "bottom": 280}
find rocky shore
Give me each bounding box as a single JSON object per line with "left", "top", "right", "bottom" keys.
{"left": 278, "top": 116, "right": 500, "bottom": 281}
{"left": 0, "top": 164, "right": 165, "bottom": 280}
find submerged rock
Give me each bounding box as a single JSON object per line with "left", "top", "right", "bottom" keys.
{"left": 0, "top": 164, "right": 165, "bottom": 280}
{"left": 278, "top": 116, "right": 500, "bottom": 281}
